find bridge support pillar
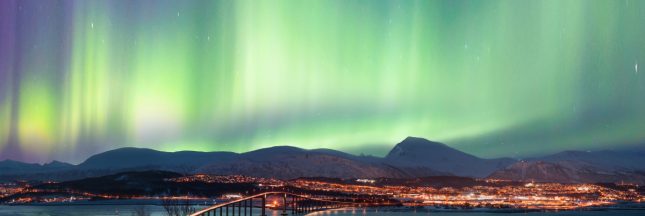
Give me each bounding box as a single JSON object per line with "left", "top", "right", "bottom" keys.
{"left": 291, "top": 196, "right": 295, "bottom": 215}
{"left": 281, "top": 193, "right": 288, "bottom": 216}
{"left": 261, "top": 194, "right": 267, "bottom": 216}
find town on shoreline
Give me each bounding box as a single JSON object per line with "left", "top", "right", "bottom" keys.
{"left": 2, "top": 172, "right": 643, "bottom": 211}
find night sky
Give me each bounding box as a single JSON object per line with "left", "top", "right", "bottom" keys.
{"left": 1, "top": 0, "right": 645, "bottom": 163}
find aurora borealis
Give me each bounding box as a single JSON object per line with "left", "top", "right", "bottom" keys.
{"left": 1, "top": 0, "right": 644, "bottom": 163}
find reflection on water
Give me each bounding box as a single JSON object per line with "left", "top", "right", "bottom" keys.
{"left": 307, "top": 207, "right": 645, "bottom": 216}
{"left": 0, "top": 206, "right": 644, "bottom": 216}
{"left": 0, "top": 205, "right": 277, "bottom": 216}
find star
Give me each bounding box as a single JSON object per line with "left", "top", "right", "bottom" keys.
{"left": 635, "top": 63, "right": 638, "bottom": 74}
{"left": 91, "top": 22, "right": 94, "bottom": 29}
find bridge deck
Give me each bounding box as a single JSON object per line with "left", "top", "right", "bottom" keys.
{"left": 190, "top": 191, "right": 358, "bottom": 216}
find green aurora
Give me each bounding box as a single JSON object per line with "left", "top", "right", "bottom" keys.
{"left": 1, "top": 0, "right": 644, "bottom": 163}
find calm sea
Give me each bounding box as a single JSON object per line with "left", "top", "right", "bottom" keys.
{"left": 0, "top": 205, "right": 644, "bottom": 216}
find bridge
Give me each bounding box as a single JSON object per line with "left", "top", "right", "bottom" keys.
{"left": 190, "top": 191, "right": 364, "bottom": 216}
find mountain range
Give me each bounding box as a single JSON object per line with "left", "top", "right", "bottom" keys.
{"left": 1, "top": 137, "right": 644, "bottom": 184}
{"left": 489, "top": 150, "right": 645, "bottom": 183}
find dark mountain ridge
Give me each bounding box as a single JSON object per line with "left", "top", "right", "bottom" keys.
{"left": 489, "top": 149, "right": 645, "bottom": 184}
{"left": 384, "top": 137, "right": 516, "bottom": 177}
{"left": 197, "top": 145, "right": 446, "bottom": 179}
{"left": 0, "top": 159, "right": 74, "bottom": 174}
{"left": 78, "top": 147, "right": 237, "bottom": 171}
{"left": 1, "top": 137, "right": 643, "bottom": 183}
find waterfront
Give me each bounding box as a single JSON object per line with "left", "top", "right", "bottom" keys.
{"left": 1, "top": 205, "right": 645, "bottom": 216}
{"left": 3, "top": 175, "right": 643, "bottom": 211}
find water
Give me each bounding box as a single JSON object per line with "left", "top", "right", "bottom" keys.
{"left": 0, "top": 204, "right": 312, "bottom": 216}
{"left": 309, "top": 208, "right": 645, "bottom": 216}
{"left": 1, "top": 205, "right": 644, "bottom": 216}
